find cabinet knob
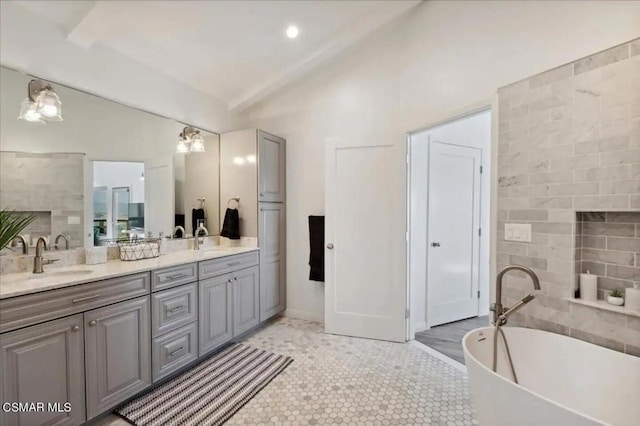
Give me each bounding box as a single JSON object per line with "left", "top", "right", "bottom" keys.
{"left": 89, "top": 320, "right": 97, "bottom": 326}
{"left": 431, "top": 242, "right": 441, "bottom": 247}
{"left": 227, "top": 279, "right": 232, "bottom": 283}
{"left": 234, "top": 277, "right": 238, "bottom": 281}
{"left": 72, "top": 325, "right": 80, "bottom": 332}
{"left": 327, "top": 243, "right": 334, "bottom": 249}
{"left": 260, "top": 192, "right": 264, "bottom": 196}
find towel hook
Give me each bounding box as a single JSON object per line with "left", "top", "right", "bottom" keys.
{"left": 227, "top": 196, "right": 240, "bottom": 208}
{"left": 197, "top": 198, "right": 205, "bottom": 209}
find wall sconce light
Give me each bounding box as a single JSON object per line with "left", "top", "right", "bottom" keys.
{"left": 176, "top": 126, "right": 205, "bottom": 153}
{"left": 18, "top": 79, "right": 63, "bottom": 123}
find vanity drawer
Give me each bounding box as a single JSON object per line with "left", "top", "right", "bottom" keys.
{"left": 152, "top": 322, "right": 198, "bottom": 382}
{"left": 152, "top": 263, "right": 198, "bottom": 292}
{"left": 0, "top": 272, "right": 150, "bottom": 333}
{"left": 151, "top": 283, "right": 197, "bottom": 337}
{"left": 199, "top": 251, "right": 259, "bottom": 280}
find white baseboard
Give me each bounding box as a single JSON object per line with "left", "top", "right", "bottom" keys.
{"left": 283, "top": 309, "right": 324, "bottom": 323}
{"left": 412, "top": 321, "right": 428, "bottom": 334}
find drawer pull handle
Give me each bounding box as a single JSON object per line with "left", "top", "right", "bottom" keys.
{"left": 168, "top": 305, "right": 185, "bottom": 313}
{"left": 167, "top": 273, "right": 187, "bottom": 280}
{"left": 72, "top": 294, "right": 101, "bottom": 303}
{"left": 89, "top": 320, "right": 97, "bottom": 327}
{"left": 169, "top": 347, "right": 185, "bottom": 357}
{"left": 227, "top": 261, "right": 241, "bottom": 267}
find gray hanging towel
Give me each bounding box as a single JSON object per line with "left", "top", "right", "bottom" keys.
{"left": 308, "top": 215, "right": 324, "bottom": 282}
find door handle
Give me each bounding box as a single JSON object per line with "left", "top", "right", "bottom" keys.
{"left": 431, "top": 242, "right": 441, "bottom": 247}
{"left": 326, "top": 243, "right": 334, "bottom": 249}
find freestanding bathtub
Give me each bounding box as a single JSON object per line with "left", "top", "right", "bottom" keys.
{"left": 463, "top": 326, "right": 640, "bottom": 426}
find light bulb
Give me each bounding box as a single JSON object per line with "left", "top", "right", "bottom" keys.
{"left": 286, "top": 25, "right": 299, "bottom": 39}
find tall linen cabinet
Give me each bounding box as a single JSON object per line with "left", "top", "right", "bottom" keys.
{"left": 220, "top": 129, "right": 286, "bottom": 322}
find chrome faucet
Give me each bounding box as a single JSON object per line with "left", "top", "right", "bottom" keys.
{"left": 172, "top": 226, "right": 186, "bottom": 239}
{"left": 54, "top": 234, "right": 69, "bottom": 250}
{"left": 33, "top": 237, "right": 58, "bottom": 273}
{"left": 12, "top": 235, "right": 29, "bottom": 254}
{"left": 491, "top": 265, "right": 541, "bottom": 324}
{"left": 193, "top": 225, "right": 209, "bottom": 250}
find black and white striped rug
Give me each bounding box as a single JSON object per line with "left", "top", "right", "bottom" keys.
{"left": 116, "top": 343, "right": 293, "bottom": 425}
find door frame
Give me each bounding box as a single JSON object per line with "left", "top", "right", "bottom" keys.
{"left": 406, "top": 104, "right": 494, "bottom": 340}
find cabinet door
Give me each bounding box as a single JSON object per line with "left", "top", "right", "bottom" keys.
{"left": 85, "top": 296, "right": 151, "bottom": 420}
{"left": 199, "top": 274, "right": 233, "bottom": 356}
{"left": 259, "top": 203, "right": 286, "bottom": 321}
{"left": 0, "top": 314, "right": 85, "bottom": 426}
{"left": 258, "top": 130, "right": 286, "bottom": 202}
{"left": 233, "top": 266, "right": 260, "bottom": 337}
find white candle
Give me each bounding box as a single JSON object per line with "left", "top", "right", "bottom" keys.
{"left": 625, "top": 284, "right": 640, "bottom": 312}
{"left": 580, "top": 271, "right": 598, "bottom": 301}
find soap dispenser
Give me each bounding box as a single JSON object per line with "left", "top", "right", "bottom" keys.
{"left": 625, "top": 283, "right": 640, "bottom": 312}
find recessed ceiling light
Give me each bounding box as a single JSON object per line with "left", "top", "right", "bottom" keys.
{"left": 286, "top": 25, "right": 299, "bottom": 39}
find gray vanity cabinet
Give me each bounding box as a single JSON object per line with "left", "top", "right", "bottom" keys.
{"left": 0, "top": 315, "right": 86, "bottom": 426}
{"left": 258, "top": 130, "right": 286, "bottom": 203}
{"left": 84, "top": 296, "right": 151, "bottom": 420}
{"left": 232, "top": 266, "right": 260, "bottom": 337}
{"left": 259, "top": 203, "right": 286, "bottom": 321}
{"left": 199, "top": 274, "right": 233, "bottom": 356}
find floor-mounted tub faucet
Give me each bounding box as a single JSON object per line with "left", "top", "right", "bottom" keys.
{"left": 491, "top": 265, "right": 541, "bottom": 383}
{"left": 491, "top": 265, "right": 541, "bottom": 325}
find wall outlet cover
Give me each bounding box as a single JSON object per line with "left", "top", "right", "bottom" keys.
{"left": 504, "top": 223, "right": 532, "bottom": 242}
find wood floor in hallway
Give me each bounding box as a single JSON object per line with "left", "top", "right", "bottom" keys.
{"left": 415, "top": 316, "right": 489, "bottom": 364}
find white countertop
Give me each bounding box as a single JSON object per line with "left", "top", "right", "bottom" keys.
{"left": 0, "top": 246, "right": 258, "bottom": 300}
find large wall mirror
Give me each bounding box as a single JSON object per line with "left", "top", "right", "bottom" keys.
{"left": 0, "top": 66, "right": 220, "bottom": 253}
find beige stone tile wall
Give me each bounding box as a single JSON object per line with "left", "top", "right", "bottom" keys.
{"left": 0, "top": 152, "right": 84, "bottom": 248}
{"left": 497, "top": 39, "right": 640, "bottom": 355}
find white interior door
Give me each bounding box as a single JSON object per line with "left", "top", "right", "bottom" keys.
{"left": 427, "top": 141, "right": 481, "bottom": 326}
{"left": 325, "top": 138, "right": 407, "bottom": 342}
{"left": 145, "top": 157, "right": 174, "bottom": 238}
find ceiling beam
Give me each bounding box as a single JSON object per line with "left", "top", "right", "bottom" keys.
{"left": 65, "top": 1, "right": 120, "bottom": 49}
{"left": 228, "top": 0, "right": 421, "bottom": 112}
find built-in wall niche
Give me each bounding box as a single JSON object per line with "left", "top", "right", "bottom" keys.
{"left": 576, "top": 212, "right": 640, "bottom": 299}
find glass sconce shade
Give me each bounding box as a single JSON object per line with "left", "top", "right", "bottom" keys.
{"left": 176, "top": 138, "right": 190, "bottom": 154}
{"left": 18, "top": 98, "right": 45, "bottom": 124}
{"left": 189, "top": 133, "right": 205, "bottom": 152}
{"left": 36, "top": 88, "right": 63, "bottom": 121}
